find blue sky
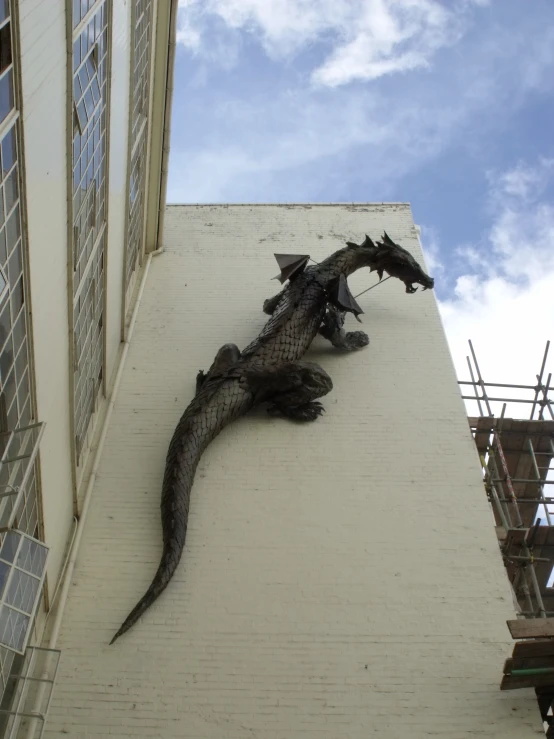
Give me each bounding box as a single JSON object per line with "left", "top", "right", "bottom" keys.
{"left": 169, "top": 0, "right": 554, "bottom": 410}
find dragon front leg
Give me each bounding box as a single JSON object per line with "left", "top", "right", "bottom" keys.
{"left": 262, "top": 287, "right": 287, "bottom": 315}
{"left": 318, "top": 305, "right": 369, "bottom": 351}
{"left": 242, "top": 360, "right": 333, "bottom": 422}
{"left": 196, "top": 342, "right": 241, "bottom": 393}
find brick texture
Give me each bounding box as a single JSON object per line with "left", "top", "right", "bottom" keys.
{"left": 44, "top": 204, "right": 542, "bottom": 737}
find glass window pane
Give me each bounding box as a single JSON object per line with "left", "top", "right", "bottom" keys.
{"left": 15, "top": 335, "right": 26, "bottom": 379}
{"left": 0, "top": 70, "right": 14, "bottom": 127}
{"left": 1, "top": 127, "right": 15, "bottom": 177}
{"left": 0, "top": 21, "right": 12, "bottom": 75}
{"left": 78, "top": 67, "right": 88, "bottom": 93}
{"left": 5, "top": 204, "right": 19, "bottom": 251}
{"left": 0, "top": 603, "right": 29, "bottom": 652}
{"left": 77, "top": 101, "right": 87, "bottom": 131}
{"left": 3, "top": 366, "right": 16, "bottom": 411}
{"left": 0, "top": 228, "right": 5, "bottom": 267}
{"left": 73, "top": 0, "right": 81, "bottom": 27}
{"left": 17, "top": 373, "right": 29, "bottom": 424}
{"left": 10, "top": 276, "right": 23, "bottom": 316}
{"left": 19, "top": 396, "right": 30, "bottom": 427}
{"left": 90, "top": 76, "right": 100, "bottom": 104}
{"left": 0, "top": 0, "right": 9, "bottom": 24}
{"left": 0, "top": 340, "right": 13, "bottom": 391}
{"left": 6, "top": 569, "right": 39, "bottom": 614}
{"left": 17, "top": 538, "right": 46, "bottom": 579}
{"left": 7, "top": 242, "right": 21, "bottom": 285}
{"left": 73, "top": 39, "right": 80, "bottom": 72}
{"left": 0, "top": 263, "right": 6, "bottom": 303}
{"left": 85, "top": 55, "right": 95, "bottom": 79}
{"left": 0, "top": 562, "right": 9, "bottom": 599}
{"left": 7, "top": 396, "right": 18, "bottom": 430}
{"left": 12, "top": 308, "right": 24, "bottom": 353}
{"left": 0, "top": 531, "right": 20, "bottom": 564}
{"left": 0, "top": 297, "right": 10, "bottom": 352}
{"left": 83, "top": 87, "right": 94, "bottom": 117}
{"left": 3, "top": 168, "right": 17, "bottom": 214}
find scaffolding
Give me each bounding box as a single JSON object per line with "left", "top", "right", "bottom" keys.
{"left": 460, "top": 340, "right": 554, "bottom": 617}
{"left": 459, "top": 340, "right": 554, "bottom": 734}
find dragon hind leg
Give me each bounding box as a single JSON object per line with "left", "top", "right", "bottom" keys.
{"left": 243, "top": 361, "right": 333, "bottom": 422}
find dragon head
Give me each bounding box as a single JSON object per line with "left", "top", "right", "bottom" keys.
{"left": 372, "top": 231, "right": 434, "bottom": 293}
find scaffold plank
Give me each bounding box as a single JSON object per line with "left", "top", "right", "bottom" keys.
{"left": 508, "top": 618, "right": 554, "bottom": 639}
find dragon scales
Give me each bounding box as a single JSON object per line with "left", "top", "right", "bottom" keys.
{"left": 110, "top": 232, "right": 434, "bottom": 644}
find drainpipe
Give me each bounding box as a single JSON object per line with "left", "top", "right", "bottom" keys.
{"left": 155, "top": 0, "right": 178, "bottom": 251}
{"left": 25, "top": 249, "right": 162, "bottom": 738}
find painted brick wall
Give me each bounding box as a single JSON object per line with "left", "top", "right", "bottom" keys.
{"left": 44, "top": 204, "right": 542, "bottom": 737}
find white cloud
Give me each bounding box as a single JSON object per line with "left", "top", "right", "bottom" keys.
{"left": 488, "top": 157, "right": 554, "bottom": 205}
{"left": 177, "top": 0, "right": 485, "bottom": 86}
{"left": 170, "top": 1, "right": 554, "bottom": 204}
{"left": 435, "top": 158, "right": 554, "bottom": 419}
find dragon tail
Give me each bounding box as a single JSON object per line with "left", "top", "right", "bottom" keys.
{"left": 109, "top": 380, "right": 252, "bottom": 646}
{"left": 109, "top": 542, "right": 181, "bottom": 645}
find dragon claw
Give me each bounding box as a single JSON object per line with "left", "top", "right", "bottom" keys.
{"left": 268, "top": 400, "right": 326, "bottom": 422}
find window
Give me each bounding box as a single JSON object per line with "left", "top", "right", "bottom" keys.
{"left": 0, "top": 531, "right": 48, "bottom": 654}
{"left": 0, "top": 1, "right": 44, "bottom": 709}
{"left": 71, "top": 1, "right": 109, "bottom": 464}
{"left": 125, "top": 0, "right": 153, "bottom": 293}
{"left": 0, "top": 423, "right": 45, "bottom": 531}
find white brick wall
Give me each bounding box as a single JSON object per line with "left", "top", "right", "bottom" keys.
{"left": 44, "top": 204, "right": 542, "bottom": 737}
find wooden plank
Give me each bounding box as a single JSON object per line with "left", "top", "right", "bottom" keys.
{"left": 507, "top": 618, "right": 554, "bottom": 639}
{"left": 505, "top": 528, "right": 528, "bottom": 547}
{"left": 504, "top": 655, "right": 554, "bottom": 673}
{"left": 514, "top": 640, "right": 554, "bottom": 658}
{"left": 501, "top": 672, "right": 554, "bottom": 691}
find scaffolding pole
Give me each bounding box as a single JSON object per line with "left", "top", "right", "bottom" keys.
{"left": 462, "top": 340, "right": 554, "bottom": 421}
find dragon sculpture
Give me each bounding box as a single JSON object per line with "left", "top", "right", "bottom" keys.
{"left": 110, "top": 232, "right": 434, "bottom": 644}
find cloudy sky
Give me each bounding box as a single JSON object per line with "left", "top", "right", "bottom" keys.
{"left": 169, "top": 0, "right": 554, "bottom": 419}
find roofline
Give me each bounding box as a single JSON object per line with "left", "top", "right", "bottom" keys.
{"left": 164, "top": 202, "right": 412, "bottom": 207}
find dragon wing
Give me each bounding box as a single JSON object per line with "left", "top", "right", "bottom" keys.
{"left": 272, "top": 253, "right": 310, "bottom": 284}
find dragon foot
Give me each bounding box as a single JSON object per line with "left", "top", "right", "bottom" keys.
{"left": 319, "top": 305, "right": 370, "bottom": 351}
{"left": 268, "top": 400, "right": 326, "bottom": 422}
{"left": 263, "top": 291, "right": 285, "bottom": 315}
{"left": 343, "top": 331, "right": 370, "bottom": 350}
{"left": 246, "top": 360, "right": 332, "bottom": 421}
